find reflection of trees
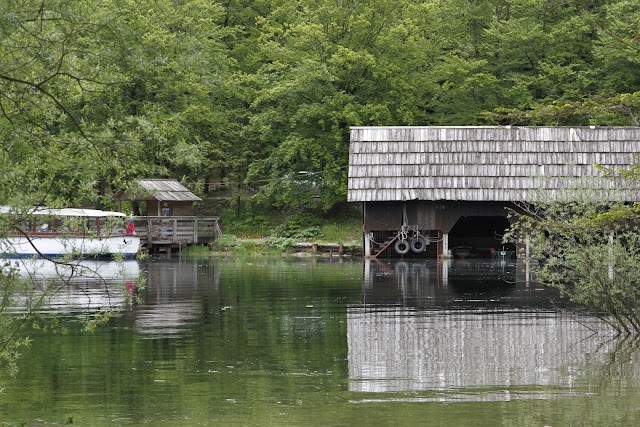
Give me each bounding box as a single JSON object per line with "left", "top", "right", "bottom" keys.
{"left": 534, "top": 337, "right": 640, "bottom": 426}
{"left": 136, "top": 256, "right": 364, "bottom": 369}
{"left": 0, "top": 259, "right": 140, "bottom": 382}
{"left": 6, "top": 257, "right": 640, "bottom": 425}
{"left": 5, "top": 257, "right": 365, "bottom": 423}
{"left": 588, "top": 336, "right": 640, "bottom": 392}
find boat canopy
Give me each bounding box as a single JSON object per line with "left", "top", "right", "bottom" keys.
{"left": 0, "top": 206, "right": 127, "bottom": 218}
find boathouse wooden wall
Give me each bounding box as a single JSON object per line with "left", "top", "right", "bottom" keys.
{"left": 364, "top": 201, "right": 512, "bottom": 234}
{"left": 147, "top": 199, "right": 194, "bottom": 217}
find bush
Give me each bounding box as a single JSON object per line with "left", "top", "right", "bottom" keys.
{"left": 271, "top": 223, "right": 322, "bottom": 240}
{"left": 507, "top": 197, "right": 640, "bottom": 335}
{"left": 265, "top": 236, "right": 296, "bottom": 252}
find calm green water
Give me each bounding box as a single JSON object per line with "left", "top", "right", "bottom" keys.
{"left": 2, "top": 257, "right": 640, "bottom": 426}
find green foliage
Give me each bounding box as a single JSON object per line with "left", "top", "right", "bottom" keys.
{"left": 2, "top": 0, "right": 640, "bottom": 210}
{"left": 0, "top": 266, "right": 33, "bottom": 380}
{"left": 265, "top": 236, "right": 296, "bottom": 252}
{"left": 270, "top": 212, "right": 322, "bottom": 240}
{"left": 318, "top": 218, "right": 362, "bottom": 244}
{"left": 219, "top": 204, "right": 284, "bottom": 237}
{"left": 272, "top": 224, "right": 321, "bottom": 240}
{"left": 507, "top": 179, "right": 640, "bottom": 335}
{"left": 213, "top": 202, "right": 360, "bottom": 254}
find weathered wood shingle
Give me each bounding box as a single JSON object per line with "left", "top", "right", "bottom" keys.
{"left": 348, "top": 126, "right": 640, "bottom": 202}
{"left": 137, "top": 179, "right": 202, "bottom": 202}
{"left": 118, "top": 179, "right": 202, "bottom": 202}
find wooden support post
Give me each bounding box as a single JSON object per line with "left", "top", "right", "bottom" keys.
{"left": 442, "top": 233, "right": 450, "bottom": 258}
{"left": 364, "top": 231, "right": 371, "bottom": 257}
{"left": 441, "top": 259, "right": 449, "bottom": 285}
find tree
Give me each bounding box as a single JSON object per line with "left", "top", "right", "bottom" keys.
{"left": 0, "top": 0, "right": 152, "bottom": 383}
{"left": 79, "top": 0, "right": 242, "bottom": 191}
{"left": 239, "top": 0, "right": 447, "bottom": 210}
{"left": 0, "top": 0, "right": 243, "bottom": 203}
{"left": 506, "top": 176, "right": 640, "bottom": 335}
{"left": 484, "top": 0, "right": 640, "bottom": 126}
{"left": 0, "top": 0, "right": 121, "bottom": 206}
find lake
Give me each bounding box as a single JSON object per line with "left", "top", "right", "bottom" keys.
{"left": 2, "top": 256, "right": 640, "bottom": 426}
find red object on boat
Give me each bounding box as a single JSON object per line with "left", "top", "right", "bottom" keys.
{"left": 126, "top": 218, "right": 136, "bottom": 236}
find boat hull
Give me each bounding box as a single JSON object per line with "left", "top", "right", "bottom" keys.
{"left": 1, "top": 235, "right": 141, "bottom": 259}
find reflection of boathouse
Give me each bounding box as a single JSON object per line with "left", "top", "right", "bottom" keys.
{"left": 350, "top": 259, "right": 611, "bottom": 394}
{"left": 348, "top": 126, "right": 640, "bottom": 259}
{"left": 347, "top": 306, "right": 607, "bottom": 393}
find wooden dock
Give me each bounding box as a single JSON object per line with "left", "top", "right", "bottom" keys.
{"left": 134, "top": 216, "right": 221, "bottom": 253}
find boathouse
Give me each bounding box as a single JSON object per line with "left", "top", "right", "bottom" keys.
{"left": 348, "top": 126, "right": 640, "bottom": 259}
{"left": 114, "top": 179, "right": 220, "bottom": 252}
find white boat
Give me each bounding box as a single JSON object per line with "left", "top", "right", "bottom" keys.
{"left": 0, "top": 206, "right": 141, "bottom": 259}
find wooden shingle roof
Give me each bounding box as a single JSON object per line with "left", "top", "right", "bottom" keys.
{"left": 348, "top": 126, "right": 640, "bottom": 202}
{"left": 115, "top": 179, "right": 201, "bottom": 202}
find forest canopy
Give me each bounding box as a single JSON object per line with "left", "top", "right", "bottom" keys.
{"left": 0, "top": 0, "right": 639, "bottom": 211}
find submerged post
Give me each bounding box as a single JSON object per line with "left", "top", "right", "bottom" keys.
{"left": 442, "top": 233, "right": 450, "bottom": 258}
{"left": 364, "top": 231, "right": 371, "bottom": 257}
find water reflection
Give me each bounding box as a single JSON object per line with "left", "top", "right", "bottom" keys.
{"left": 349, "top": 259, "right": 613, "bottom": 398}
{"left": 9, "top": 258, "right": 140, "bottom": 283}
{"left": 363, "top": 258, "right": 544, "bottom": 308}
{"left": 7, "top": 259, "right": 139, "bottom": 313}
{"left": 132, "top": 258, "right": 216, "bottom": 338}
{"left": 134, "top": 301, "right": 200, "bottom": 338}
{"left": 4, "top": 257, "right": 640, "bottom": 425}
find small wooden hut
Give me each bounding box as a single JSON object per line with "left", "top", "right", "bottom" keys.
{"left": 348, "top": 126, "right": 640, "bottom": 259}
{"left": 114, "top": 179, "right": 219, "bottom": 252}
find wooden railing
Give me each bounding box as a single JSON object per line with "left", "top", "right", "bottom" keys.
{"left": 133, "top": 216, "right": 220, "bottom": 246}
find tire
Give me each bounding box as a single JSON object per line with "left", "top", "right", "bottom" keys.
{"left": 410, "top": 236, "right": 427, "bottom": 253}
{"left": 394, "top": 239, "right": 410, "bottom": 255}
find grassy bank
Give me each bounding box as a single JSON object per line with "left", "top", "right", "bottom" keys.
{"left": 200, "top": 202, "right": 362, "bottom": 255}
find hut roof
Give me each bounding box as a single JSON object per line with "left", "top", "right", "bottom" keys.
{"left": 115, "top": 179, "right": 202, "bottom": 202}
{"left": 348, "top": 126, "right": 640, "bottom": 202}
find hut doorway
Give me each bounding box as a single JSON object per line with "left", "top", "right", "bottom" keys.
{"left": 448, "top": 216, "right": 512, "bottom": 259}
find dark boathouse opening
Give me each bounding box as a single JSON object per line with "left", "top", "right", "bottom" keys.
{"left": 448, "top": 216, "right": 513, "bottom": 259}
